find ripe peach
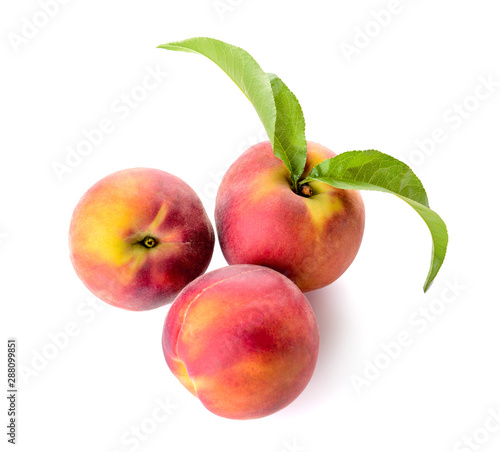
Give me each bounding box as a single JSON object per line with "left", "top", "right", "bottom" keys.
{"left": 215, "top": 141, "right": 365, "bottom": 292}
{"left": 162, "top": 264, "right": 319, "bottom": 420}
{"left": 69, "top": 168, "right": 214, "bottom": 311}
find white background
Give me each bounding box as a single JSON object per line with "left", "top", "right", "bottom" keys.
{"left": 1, "top": 1, "right": 500, "bottom": 451}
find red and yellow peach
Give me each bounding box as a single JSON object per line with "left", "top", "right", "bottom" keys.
{"left": 69, "top": 168, "right": 214, "bottom": 311}
{"left": 162, "top": 264, "right": 320, "bottom": 419}
{"left": 215, "top": 141, "right": 365, "bottom": 292}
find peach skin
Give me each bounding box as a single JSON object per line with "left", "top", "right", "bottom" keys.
{"left": 215, "top": 141, "right": 365, "bottom": 292}
{"left": 162, "top": 264, "right": 320, "bottom": 420}
{"left": 69, "top": 168, "right": 214, "bottom": 311}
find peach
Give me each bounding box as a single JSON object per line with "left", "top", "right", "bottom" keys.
{"left": 162, "top": 264, "right": 319, "bottom": 420}
{"left": 69, "top": 168, "right": 214, "bottom": 311}
{"left": 215, "top": 141, "right": 365, "bottom": 292}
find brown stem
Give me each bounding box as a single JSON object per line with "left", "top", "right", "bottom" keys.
{"left": 299, "top": 184, "right": 313, "bottom": 198}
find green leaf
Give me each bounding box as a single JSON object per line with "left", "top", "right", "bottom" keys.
{"left": 399, "top": 197, "right": 448, "bottom": 292}
{"left": 158, "top": 37, "right": 307, "bottom": 188}
{"left": 302, "top": 150, "right": 448, "bottom": 292}
{"left": 267, "top": 73, "right": 307, "bottom": 187}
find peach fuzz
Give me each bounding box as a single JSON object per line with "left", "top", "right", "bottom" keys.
{"left": 69, "top": 168, "right": 214, "bottom": 311}
{"left": 162, "top": 265, "right": 319, "bottom": 420}
{"left": 215, "top": 141, "right": 365, "bottom": 292}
